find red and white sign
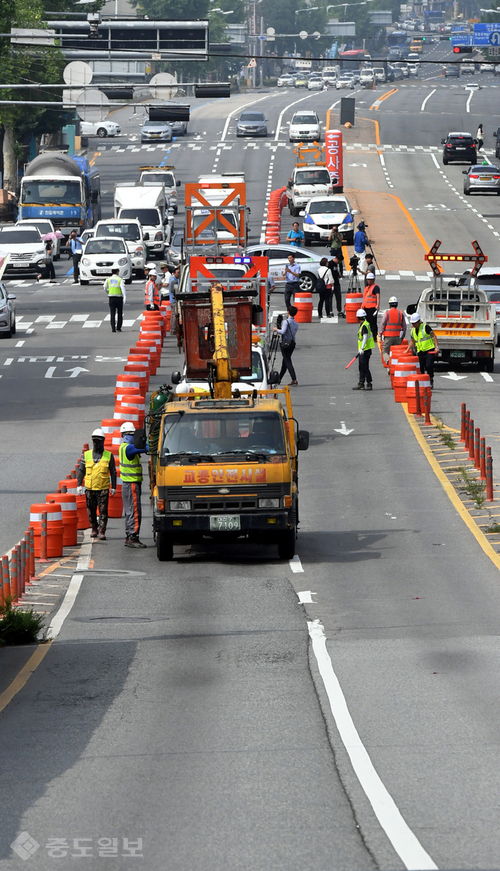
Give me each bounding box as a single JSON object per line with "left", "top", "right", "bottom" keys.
{"left": 325, "top": 128, "right": 343, "bottom": 191}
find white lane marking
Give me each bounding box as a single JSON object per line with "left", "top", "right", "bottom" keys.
{"left": 4, "top": 358, "right": 13, "bottom": 365}
{"left": 420, "top": 89, "right": 436, "bottom": 111}
{"left": 465, "top": 89, "right": 474, "bottom": 113}
{"left": 307, "top": 619, "right": 438, "bottom": 871}
{"left": 15, "top": 340, "right": 24, "bottom": 347}
{"left": 46, "top": 537, "right": 92, "bottom": 640}
{"left": 289, "top": 554, "right": 304, "bottom": 573}
{"left": 480, "top": 371, "right": 494, "bottom": 382}
{"left": 220, "top": 94, "right": 271, "bottom": 142}
{"left": 297, "top": 590, "right": 316, "bottom": 604}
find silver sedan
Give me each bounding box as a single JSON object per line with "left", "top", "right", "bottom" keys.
{"left": 463, "top": 164, "right": 500, "bottom": 195}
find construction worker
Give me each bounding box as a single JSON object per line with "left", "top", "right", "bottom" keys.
{"left": 103, "top": 268, "right": 126, "bottom": 332}
{"left": 353, "top": 308, "right": 375, "bottom": 391}
{"left": 379, "top": 296, "right": 406, "bottom": 364}
{"left": 119, "top": 421, "right": 147, "bottom": 548}
{"left": 408, "top": 312, "right": 439, "bottom": 389}
{"left": 362, "top": 272, "right": 380, "bottom": 342}
{"left": 76, "top": 429, "right": 117, "bottom": 540}
{"left": 145, "top": 268, "right": 160, "bottom": 311}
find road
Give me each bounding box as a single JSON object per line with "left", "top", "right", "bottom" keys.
{"left": 2, "top": 43, "right": 500, "bottom": 869}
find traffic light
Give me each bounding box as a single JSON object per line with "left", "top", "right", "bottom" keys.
{"left": 453, "top": 45, "right": 473, "bottom": 53}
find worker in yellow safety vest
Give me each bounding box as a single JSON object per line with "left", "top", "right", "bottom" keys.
{"left": 145, "top": 269, "right": 160, "bottom": 311}
{"left": 353, "top": 308, "right": 375, "bottom": 391}
{"left": 119, "top": 420, "right": 148, "bottom": 548}
{"left": 103, "top": 268, "right": 126, "bottom": 333}
{"left": 77, "top": 428, "right": 117, "bottom": 540}
{"left": 408, "top": 312, "right": 439, "bottom": 389}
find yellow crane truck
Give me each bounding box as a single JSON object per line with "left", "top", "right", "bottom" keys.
{"left": 147, "top": 281, "right": 309, "bottom": 561}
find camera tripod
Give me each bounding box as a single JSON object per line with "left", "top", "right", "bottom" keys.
{"left": 347, "top": 268, "right": 362, "bottom": 293}
{"left": 365, "top": 239, "right": 380, "bottom": 272}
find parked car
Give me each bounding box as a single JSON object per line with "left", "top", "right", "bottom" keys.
{"left": 79, "top": 229, "right": 94, "bottom": 247}
{"left": 0, "top": 278, "right": 16, "bottom": 338}
{"left": 80, "top": 120, "right": 121, "bottom": 138}
{"left": 442, "top": 131, "right": 477, "bottom": 164}
{"left": 277, "top": 73, "right": 295, "bottom": 86}
{"left": 16, "top": 218, "right": 62, "bottom": 259}
{"left": 245, "top": 243, "right": 323, "bottom": 293}
{"left": 236, "top": 110, "right": 268, "bottom": 137}
{"left": 140, "top": 119, "right": 173, "bottom": 143}
{"left": 463, "top": 164, "right": 500, "bottom": 195}
{"left": 300, "top": 195, "right": 358, "bottom": 245}
{"left": 79, "top": 237, "right": 132, "bottom": 285}
{"left": 288, "top": 110, "right": 321, "bottom": 142}
{"left": 0, "top": 226, "right": 47, "bottom": 277}
{"left": 165, "top": 228, "right": 185, "bottom": 268}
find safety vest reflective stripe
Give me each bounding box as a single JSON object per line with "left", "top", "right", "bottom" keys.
{"left": 358, "top": 320, "right": 375, "bottom": 351}
{"left": 119, "top": 442, "right": 143, "bottom": 483}
{"left": 363, "top": 284, "right": 379, "bottom": 308}
{"left": 105, "top": 276, "right": 124, "bottom": 296}
{"left": 383, "top": 307, "right": 404, "bottom": 338}
{"left": 84, "top": 449, "right": 111, "bottom": 490}
{"left": 412, "top": 324, "right": 435, "bottom": 353}
{"left": 145, "top": 279, "right": 159, "bottom": 308}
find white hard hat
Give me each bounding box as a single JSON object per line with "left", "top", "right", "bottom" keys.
{"left": 356, "top": 308, "right": 366, "bottom": 318}
{"left": 388, "top": 296, "right": 398, "bottom": 305}
{"left": 410, "top": 313, "right": 421, "bottom": 324}
{"left": 149, "top": 270, "right": 158, "bottom": 276}
{"left": 145, "top": 262, "right": 156, "bottom": 270}
{"left": 91, "top": 428, "right": 105, "bottom": 439}
{"left": 120, "top": 421, "right": 136, "bottom": 435}
{"left": 366, "top": 272, "right": 375, "bottom": 279}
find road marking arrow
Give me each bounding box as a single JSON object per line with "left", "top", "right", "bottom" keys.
{"left": 440, "top": 372, "right": 468, "bottom": 381}
{"left": 334, "top": 421, "right": 354, "bottom": 435}
{"left": 45, "top": 366, "right": 89, "bottom": 379}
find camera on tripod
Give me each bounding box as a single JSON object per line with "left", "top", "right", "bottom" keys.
{"left": 349, "top": 254, "right": 359, "bottom": 275}
{"left": 276, "top": 313, "right": 284, "bottom": 329}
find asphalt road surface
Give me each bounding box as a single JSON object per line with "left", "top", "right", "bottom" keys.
{"left": 2, "top": 47, "right": 500, "bottom": 869}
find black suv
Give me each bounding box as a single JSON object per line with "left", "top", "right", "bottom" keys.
{"left": 442, "top": 132, "right": 477, "bottom": 165}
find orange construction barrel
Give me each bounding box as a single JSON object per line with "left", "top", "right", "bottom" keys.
{"left": 393, "top": 364, "right": 418, "bottom": 403}
{"left": 46, "top": 492, "right": 78, "bottom": 546}
{"left": 57, "top": 479, "right": 90, "bottom": 530}
{"left": 123, "top": 363, "right": 149, "bottom": 393}
{"left": 345, "top": 293, "right": 363, "bottom": 324}
{"left": 406, "top": 374, "right": 430, "bottom": 414}
{"left": 294, "top": 292, "right": 313, "bottom": 323}
{"left": 30, "top": 502, "right": 64, "bottom": 558}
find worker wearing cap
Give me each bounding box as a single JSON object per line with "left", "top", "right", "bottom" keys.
{"left": 145, "top": 268, "right": 160, "bottom": 311}
{"left": 159, "top": 262, "right": 171, "bottom": 300}
{"left": 103, "top": 268, "right": 126, "bottom": 333}
{"left": 119, "top": 421, "right": 147, "bottom": 548}
{"left": 362, "top": 272, "right": 380, "bottom": 341}
{"left": 353, "top": 308, "right": 375, "bottom": 390}
{"left": 77, "top": 428, "right": 117, "bottom": 540}
{"left": 408, "top": 312, "right": 439, "bottom": 389}
{"left": 379, "top": 296, "right": 406, "bottom": 364}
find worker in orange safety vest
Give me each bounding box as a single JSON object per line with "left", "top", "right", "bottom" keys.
{"left": 379, "top": 296, "right": 406, "bottom": 364}
{"left": 362, "top": 273, "right": 380, "bottom": 341}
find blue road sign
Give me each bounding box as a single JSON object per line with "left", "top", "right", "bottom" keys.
{"left": 474, "top": 22, "right": 500, "bottom": 45}
{"left": 451, "top": 34, "right": 473, "bottom": 46}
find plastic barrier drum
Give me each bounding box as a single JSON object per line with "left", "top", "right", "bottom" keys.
{"left": 30, "top": 502, "right": 64, "bottom": 558}
{"left": 294, "top": 292, "right": 313, "bottom": 324}
{"left": 345, "top": 293, "right": 363, "bottom": 324}
{"left": 46, "top": 492, "right": 78, "bottom": 546}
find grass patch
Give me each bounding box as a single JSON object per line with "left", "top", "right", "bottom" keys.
{"left": 0, "top": 596, "right": 46, "bottom": 646}
{"left": 435, "top": 419, "right": 456, "bottom": 450}
{"left": 486, "top": 522, "right": 500, "bottom": 534}
{"left": 455, "top": 466, "right": 486, "bottom": 509}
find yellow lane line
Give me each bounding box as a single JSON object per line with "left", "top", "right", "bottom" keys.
{"left": 0, "top": 642, "right": 53, "bottom": 714}
{"left": 403, "top": 406, "right": 500, "bottom": 572}
{"left": 387, "top": 192, "right": 430, "bottom": 254}
{"left": 370, "top": 87, "right": 398, "bottom": 111}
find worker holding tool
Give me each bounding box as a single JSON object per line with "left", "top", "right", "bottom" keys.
{"left": 353, "top": 308, "right": 375, "bottom": 391}
{"left": 407, "top": 312, "right": 439, "bottom": 389}
{"left": 77, "top": 429, "right": 117, "bottom": 540}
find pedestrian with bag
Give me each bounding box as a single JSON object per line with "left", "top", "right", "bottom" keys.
{"left": 76, "top": 428, "right": 117, "bottom": 540}
{"left": 353, "top": 308, "right": 375, "bottom": 391}
{"left": 328, "top": 224, "right": 344, "bottom": 276}
{"left": 38, "top": 239, "right": 56, "bottom": 283}
{"left": 317, "top": 257, "right": 333, "bottom": 318}
{"left": 476, "top": 123, "right": 484, "bottom": 151}
{"left": 274, "top": 306, "right": 299, "bottom": 386}
{"left": 104, "top": 268, "right": 126, "bottom": 333}
{"left": 69, "top": 230, "right": 83, "bottom": 283}
{"left": 379, "top": 296, "right": 406, "bottom": 364}
{"left": 327, "top": 255, "right": 345, "bottom": 317}
{"left": 407, "top": 312, "right": 439, "bottom": 389}
{"left": 282, "top": 253, "right": 301, "bottom": 309}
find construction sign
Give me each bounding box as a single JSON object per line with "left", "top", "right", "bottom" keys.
{"left": 425, "top": 239, "right": 487, "bottom": 277}
{"left": 247, "top": 58, "right": 257, "bottom": 68}
{"left": 325, "top": 129, "right": 343, "bottom": 192}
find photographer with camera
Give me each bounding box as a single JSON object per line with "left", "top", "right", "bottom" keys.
{"left": 273, "top": 307, "right": 299, "bottom": 386}
{"left": 360, "top": 252, "right": 376, "bottom": 284}
{"left": 354, "top": 221, "right": 369, "bottom": 272}
{"left": 327, "top": 255, "right": 345, "bottom": 317}
{"left": 328, "top": 225, "right": 344, "bottom": 276}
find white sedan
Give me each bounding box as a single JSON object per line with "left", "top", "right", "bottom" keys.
{"left": 79, "top": 237, "right": 132, "bottom": 285}
{"left": 80, "top": 120, "right": 121, "bottom": 138}
{"left": 300, "top": 195, "right": 359, "bottom": 245}
{"left": 336, "top": 74, "right": 355, "bottom": 89}
{"left": 245, "top": 243, "right": 324, "bottom": 293}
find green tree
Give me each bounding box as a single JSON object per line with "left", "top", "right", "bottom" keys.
{"left": 130, "top": 0, "right": 210, "bottom": 20}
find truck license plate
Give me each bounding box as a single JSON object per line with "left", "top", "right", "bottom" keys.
{"left": 209, "top": 515, "right": 240, "bottom": 531}
{"left": 450, "top": 350, "right": 466, "bottom": 358}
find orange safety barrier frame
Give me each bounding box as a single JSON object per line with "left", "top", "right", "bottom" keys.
{"left": 188, "top": 255, "right": 269, "bottom": 339}
{"left": 185, "top": 181, "right": 247, "bottom": 247}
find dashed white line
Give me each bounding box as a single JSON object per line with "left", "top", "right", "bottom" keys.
{"left": 420, "top": 89, "right": 436, "bottom": 111}
{"left": 480, "top": 372, "right": 494, "bottom": 382}
{"left": 289, "top": 555, "right": 304, "bottom": 573}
